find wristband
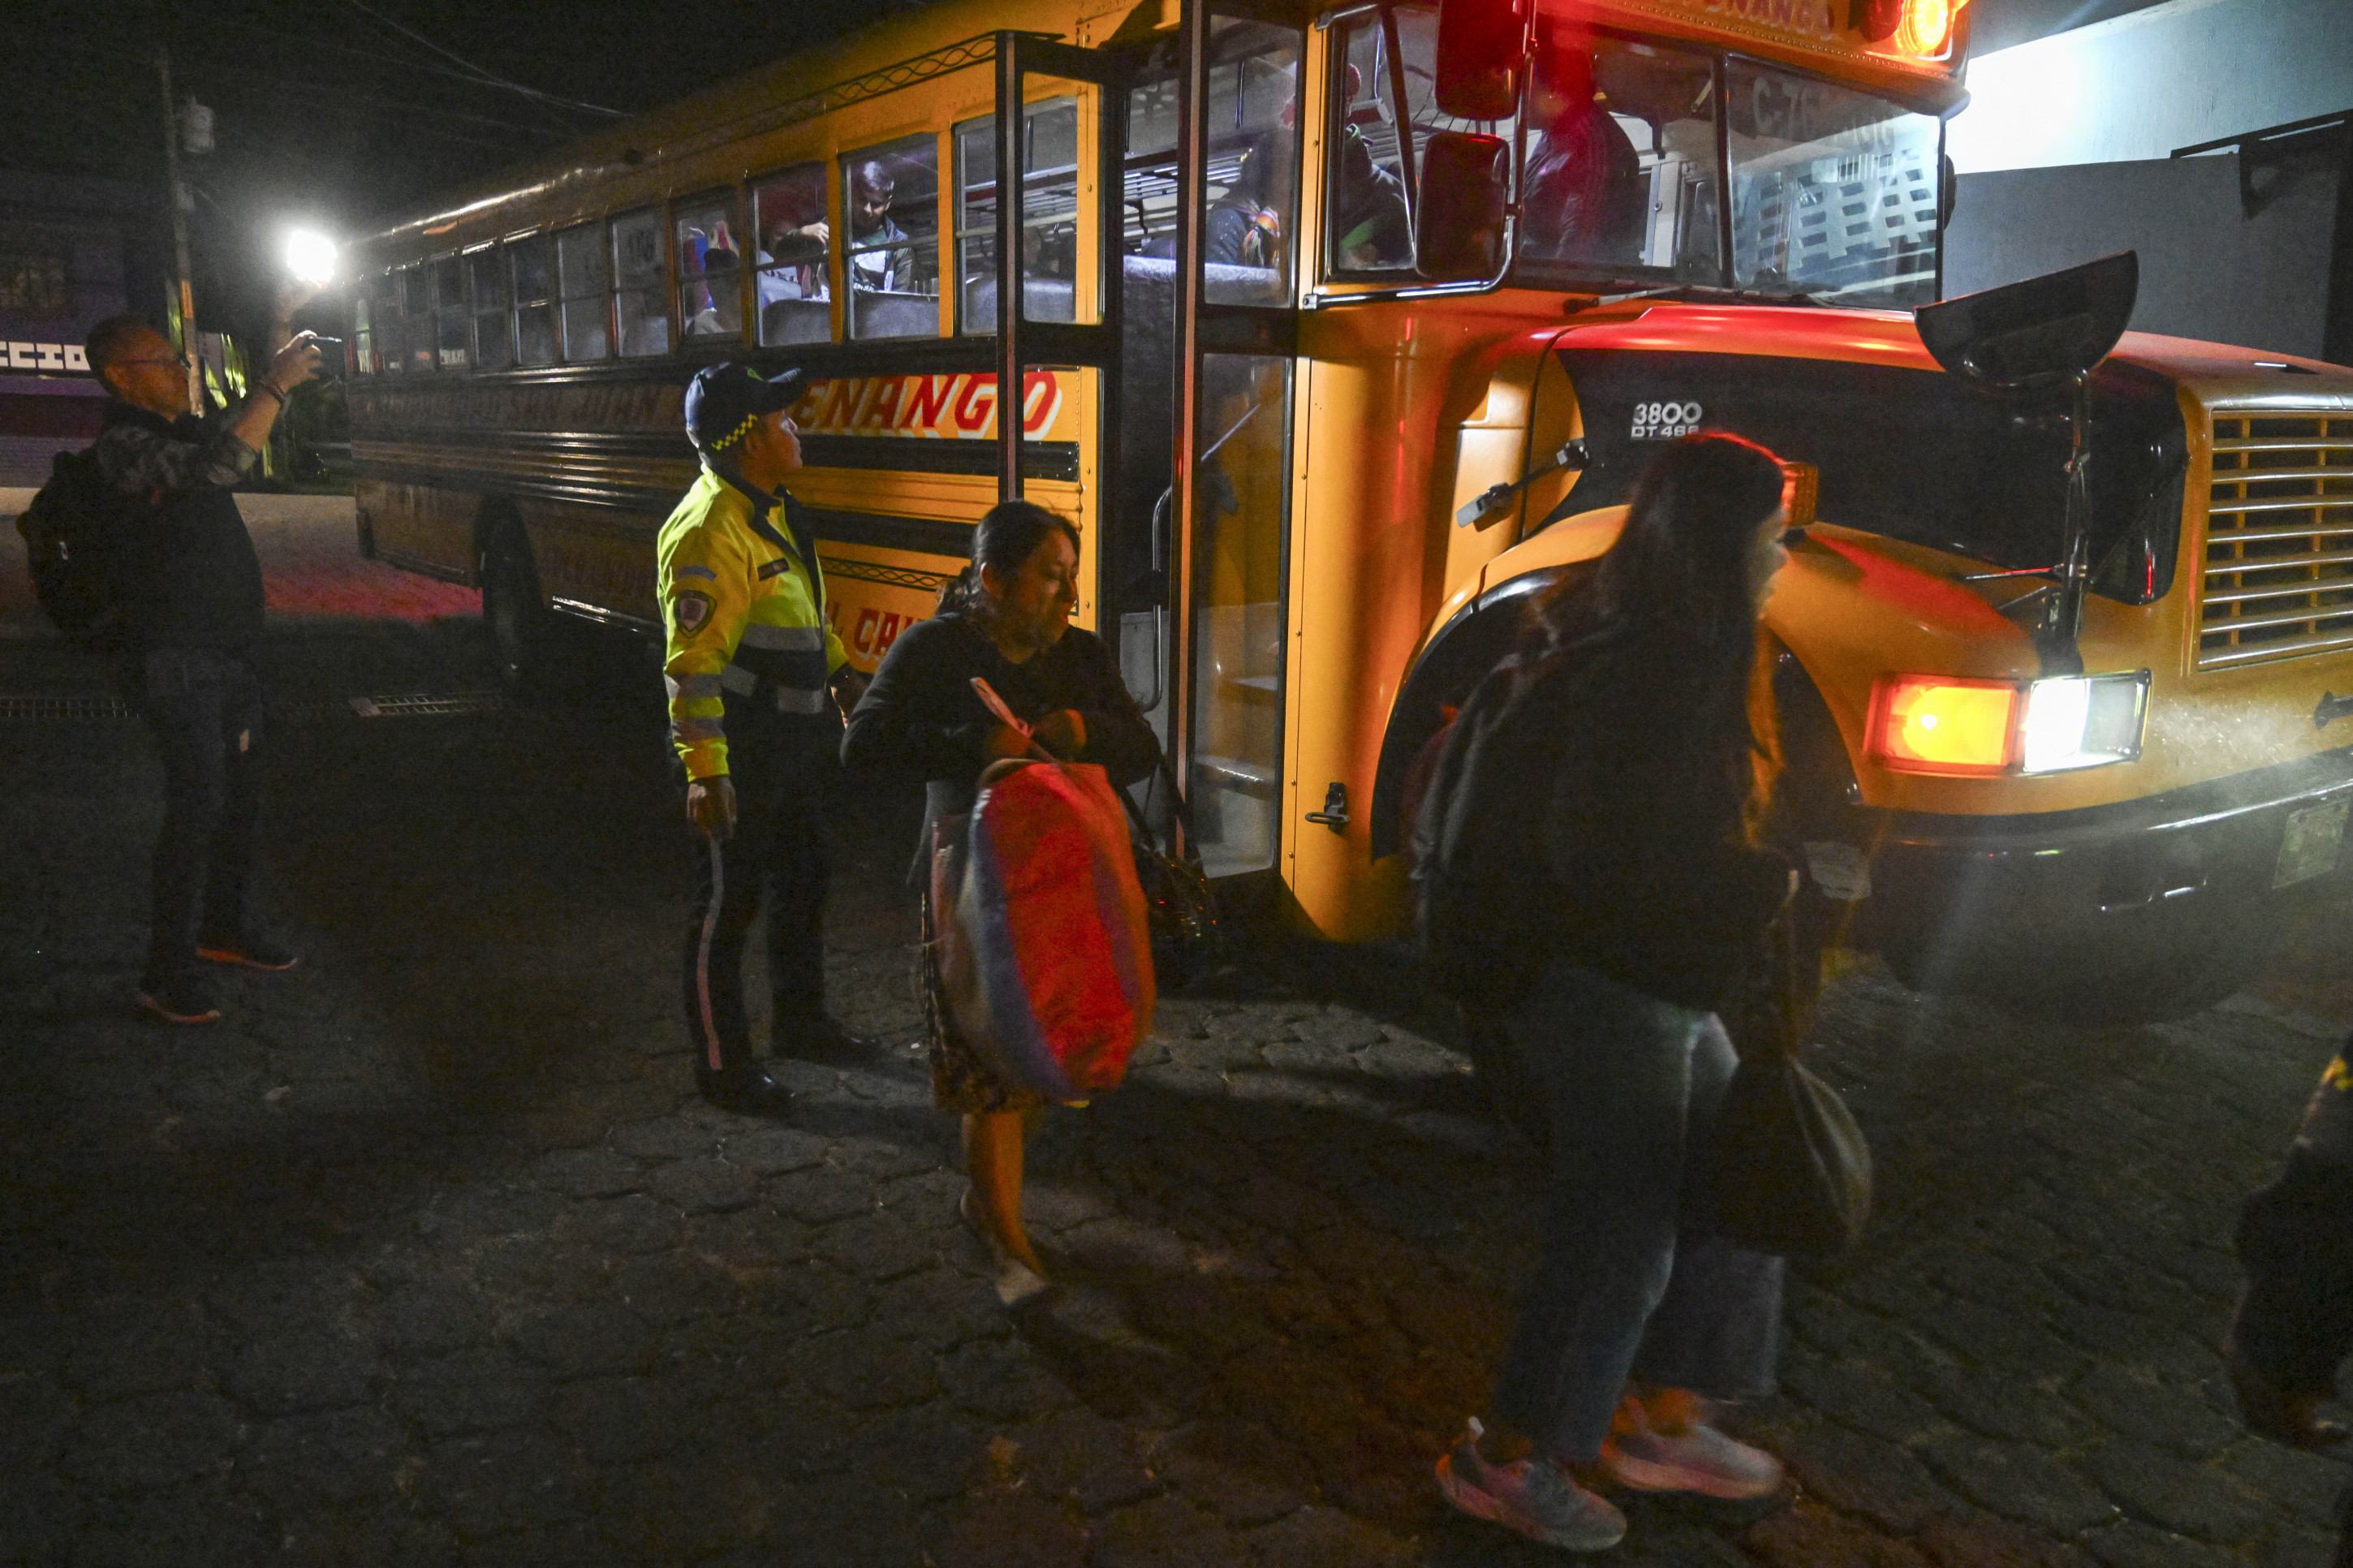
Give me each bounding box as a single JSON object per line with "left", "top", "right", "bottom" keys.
{"left": 257, "top": 382, "right": 287, "bottom": 407}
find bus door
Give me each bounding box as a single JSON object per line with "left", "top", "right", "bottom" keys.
{"left": 984, "top": 32, "right": 1130, "bottom": 651}
{"left": 1153, "top": 3, "right": 1305, "bottom": 881}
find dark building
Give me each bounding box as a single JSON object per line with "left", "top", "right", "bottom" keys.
{"left": 0, "top": 170, "right": 170, "bottom": 484}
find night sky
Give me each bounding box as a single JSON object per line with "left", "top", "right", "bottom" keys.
{"left": 4, "top": 0, "right": 2163, "bottom": 331}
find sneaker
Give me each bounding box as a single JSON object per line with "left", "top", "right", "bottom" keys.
{"left": 196, "top": 934, "right": 300, "bottom": 971}
{"left": 1601, "top": 1406, "right": 1785, "bottom": 1501}
{"left": 137, "top": 971, "right": 222, "bottom": 1025}
{"left": 1436, "top": 1419, "right": 1627, "bottom": 1553}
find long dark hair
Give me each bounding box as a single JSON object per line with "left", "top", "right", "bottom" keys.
{"left": 937, "top": 499, "right": 1082, "bottom": 615}
{"left": 1536, "top": 432, "right": 1790, "bottom": 831}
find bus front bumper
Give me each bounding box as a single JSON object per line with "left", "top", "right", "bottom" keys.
{"left": 1858, "top": 744, "right": 2353, "bottom": 967}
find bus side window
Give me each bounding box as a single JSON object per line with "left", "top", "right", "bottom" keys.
{"left": 1202, "top": 19, "right": 1300, "bottom": 306}
{"left": 613, "top": 207, "right": 672, "bottom": 358}
{"left": 1327, "top": 11, "right": 1411, "bottom": 274}
{"left": 674, "top": 192, "right": 744, "bottom": 341}
{"left": 400, "top": 265, "right": 433, "bottom": 373}
{"left": 469, "top": 245, "right": 513, "bottom": 372}
{"left": 840, "top": 134, "right": 941, "bottom": 341}
{"left": 557, "top": 222, "right": 611, "bottom": 363}
{"left": 955, "top": 97, "right": 1081, "bottom": 333}
{"left": 752, "top": 164, "right": 831, "bottom": 346}
{"left": 511, "top": 235, "right": 557, "bottom": 367}
{"left": 431, "top": 256, "right": 468, "bottom": 371}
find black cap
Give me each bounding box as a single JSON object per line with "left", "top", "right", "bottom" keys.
{"left": 684, "top": 363, "right": 804, "bottom": 454}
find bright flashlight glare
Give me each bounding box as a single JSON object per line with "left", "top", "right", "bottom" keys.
{"left": 284, "top": 228, "right": 338, "bottom": 286}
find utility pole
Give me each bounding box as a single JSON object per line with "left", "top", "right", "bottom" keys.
{"left": 157, "top": 46, "right": 200, "bottom": 416}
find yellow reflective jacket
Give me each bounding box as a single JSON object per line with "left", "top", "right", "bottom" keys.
{"left": 657, "top": 467, "right": 850, "bottom": 780}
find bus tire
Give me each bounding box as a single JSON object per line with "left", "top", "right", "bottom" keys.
{"left": 481, "top": 524, "right": 554, "bottom": 696}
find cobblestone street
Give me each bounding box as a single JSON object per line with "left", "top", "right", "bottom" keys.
{"left": 2, "top": 498, "right": 2348, "bottom": 1566}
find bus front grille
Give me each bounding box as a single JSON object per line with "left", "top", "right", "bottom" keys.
{"left": 2197, "top": 410, "right": 2353, "bottom": 670}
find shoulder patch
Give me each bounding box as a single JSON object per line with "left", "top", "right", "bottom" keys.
{"left": 675, "top": 563, "right": 718, "bottom": 583}
{"left": 670, "top": 590, "right": 715, "bottom": 635}
{"left": 756, "top": 557, "right": 793, "bottom": 580}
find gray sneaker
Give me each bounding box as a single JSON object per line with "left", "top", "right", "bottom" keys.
{"left": 1436, "top": 1419, "right": 1627, "bottom": 1553}
{"left": 1600, "top": 1410, "right": 1785, "bottom": 1501}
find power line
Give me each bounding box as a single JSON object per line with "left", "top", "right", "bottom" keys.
{"left": 338, "top": 0, "right": 626, "bottom": 119}
{"left": 204, "top": 13, "right": 622, "bottom": 105}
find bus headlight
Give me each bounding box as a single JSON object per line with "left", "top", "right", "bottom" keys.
{"left": 1868, "top": 671, "right": 2148, "bottom": 776}
{"left": 2019, "top": 672, "right": 2149, "bottom": 773}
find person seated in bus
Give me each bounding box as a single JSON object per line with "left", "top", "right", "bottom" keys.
{"left": 1520, "top": 41, "right": 1646, "bottom": 265}
{"left": 684, "top": 243, "right": 744, "bottom": 339}
{"left": 1208, "top": 133, "right": 1284, "bottom": 272}
{"left": 1325, "top": 63, "right": 1411, "bottom": 270}
{"left": 841, "top": 502, "right": 1158, "bottom": 1306}
{"left": 846, "top": 159, "right": 914, "bottom": 294}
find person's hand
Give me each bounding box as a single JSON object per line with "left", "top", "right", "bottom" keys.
{"left": 984, "top": 723, "right": 1033, "bottom": 761}
{"left": 799, "top": 221, "right": 830, "bottom": 248}
{"left": 266, "top": 332, "right": 324, "bottom": 395}
{"left": 687, "top": 775, "right": 737, "bottom": 840}
{"left": 1032, "top": 709, "right": 1086, "bottom": 757}
{"left": 828, "top": 666, "right": 870, "bottom": 721}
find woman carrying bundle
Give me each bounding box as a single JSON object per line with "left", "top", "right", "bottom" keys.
{"left": 843, "top": 500, "right": 1157, "bottom": 1303}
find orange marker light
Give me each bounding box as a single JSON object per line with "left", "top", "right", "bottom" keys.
{"left": 1870, "top": 675, "right": 2015, "bottom": 773}
{"left": 1896, "top": 0, "right": 1957, "bottom": 55}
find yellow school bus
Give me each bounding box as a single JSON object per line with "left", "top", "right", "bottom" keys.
{"left": 345, "top": 0, "right": 2353, "bottom": 1017}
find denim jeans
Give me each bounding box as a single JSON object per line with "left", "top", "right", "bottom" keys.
{"left": 133, "top": 647, "right": 268, "bottom": 984}
{"left": 1492, "top": 958, "right": 1785, "bottom": 1462}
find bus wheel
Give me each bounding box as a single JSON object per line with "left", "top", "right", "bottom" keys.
{"left": 481, "top": 527, "right": 552, "bottom": 695}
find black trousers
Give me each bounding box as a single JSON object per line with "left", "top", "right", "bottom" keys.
{"left": 132, "top": 646, "right": 268, "bottom": 984}
{"left": 680, "top": 709, "right": 837, "bottom": 1073}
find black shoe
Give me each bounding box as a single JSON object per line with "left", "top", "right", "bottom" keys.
{"left": 137, "top": 971, "right": 222, "bottom": 1025}
{"left": 771, "top": 1013, "right": 873, "bottom": 1062}
{"left": 196, "top": 933, "right": 300, "bottom": 971}
{"left": 697, "top": 1064, "right": 795, "bottom": 1116}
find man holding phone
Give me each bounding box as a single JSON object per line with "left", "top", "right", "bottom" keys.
{"left": 83, "top": 307, "right": 323, "bottom": 1023}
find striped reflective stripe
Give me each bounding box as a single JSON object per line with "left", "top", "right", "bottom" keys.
{"left": 666, "top": 673, "right": 724, "bottom": 701}
{"left": 719, "top": 664, "right": 757, "bottom": 695}
{"left": 739, "top": 622, "right": 826, "bottom": 652}
{"left": 673, "top": 716, "right": 724, "bottom": 743}
{"left": 775, "top": 687, "right": 828, "bottom": 715}
{"left": 695, "top": 837, "right": 726, "bottom": 1072}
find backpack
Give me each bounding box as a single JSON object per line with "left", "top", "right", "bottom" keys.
{"left": 1409, "top": 644, "right": 1610, "bottom": 1007}
{"left": 14, "top": 448, "right": 128, "bottom": 647}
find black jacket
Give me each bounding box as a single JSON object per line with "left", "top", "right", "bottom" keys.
{"left": 842, "top": 612, "right": 1159, "bottom": 868}
{"left": 92, "top": 401, "right": 265, "bottom": 653}
{"left": 1535, "top": 631, "right": 1791, "bottom": 1011}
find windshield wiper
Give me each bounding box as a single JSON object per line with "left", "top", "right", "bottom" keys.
{"left": 1605, "top": 282, "right": 1825, "bottom": 308}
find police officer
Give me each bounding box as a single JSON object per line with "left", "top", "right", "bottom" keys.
{"left": 661, "top": 363, "right": 869, "bottom": 1114}
{"left": 2227, "top": 1036, "right": 2353, "bottom": 1563}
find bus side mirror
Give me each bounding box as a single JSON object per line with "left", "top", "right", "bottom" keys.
{"left": 1434, "top": 0, "right": 1529, "bottom": 119}
{"left": 1415, "top": 132, "right": 1510, "bottom": 282}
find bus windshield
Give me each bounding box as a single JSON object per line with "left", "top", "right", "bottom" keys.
{"left": 1510, "top": 36, "right": 1942, "bottom": 308}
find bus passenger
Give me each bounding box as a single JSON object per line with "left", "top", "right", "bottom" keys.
{"left": 1520, "top": 42, "right": 1646, "bottom": 265}
{"left": 1330, "top": 65, "right": 1411, "bottom": 269}
{"left": 842, "top": 502, "right": 1157, "bottom": 1304}
{"left": 847, "top": 160, "right": 912, "bottom": 294}
{"left": 660, "top": 364, "right": 870, "bottom": 1117}
{"left": 1435, "top": 434, "right": 1796, "bottom": 1549}
{"left": 1207, "top": 134, "right": 1284, "bottom": 272}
